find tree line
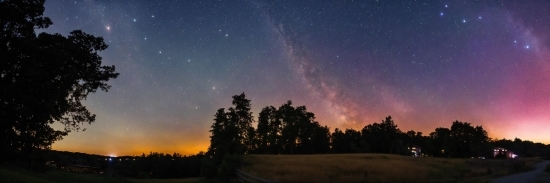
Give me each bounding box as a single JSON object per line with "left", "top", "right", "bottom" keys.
{"left": 207, "top": 93, "right": 550, "bottom": 165}
{"left": 39, "top": 150, "right": 205, "bottom": 179}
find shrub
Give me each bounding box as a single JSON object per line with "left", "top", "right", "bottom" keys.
{"left": 200, "top": 158, "right": 217, "bottom": 178}
{"left": 218, "top": 154, "right": 242, "bottom": 180}
{"left": 136, "top": 171, "right": 150, "bottom": 179}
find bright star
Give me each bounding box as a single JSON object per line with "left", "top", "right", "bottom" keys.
{"left": 225, "top": 34, "right": 228, "bottom": 37}
{"left": 106, "top": 26, "right": 110, "bottom": 30}
{"left": 152, "top": 15, "right": 154, "bottom": 18}
{"left": 440, "top": 12, "right": 444, "bottom": 16}
{"left": 525, "top": 45, "right": 530, "bottom": 49}
{"left": 462, "top": 19, "right": 466, "bottom": 23}
{"left": 445, "top": 4, "right": 448, "bottom": 8}
{"left": 478, "top": 16, "right": 482, "bottom": 20}
{"left": 133, "top": 18, "right": 136, "bottom": 22}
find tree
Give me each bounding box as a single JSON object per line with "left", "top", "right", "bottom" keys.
{"left": 279, "top": 101, "right": 298, "bottom": 154}
{"left": 436, "top": 121, "right": 490, "bottom": 158}
{"left": 229, "top": 93, "right": 254, "bottom": 153}
{"left": 256, "top": 106, "right": 276, "bottom": 154}
{"left": 331, "top": 128, "right": 346, "bottom": 153}
{"left": 207, "top": 108, "right": 228, "bottom": 164}
{"left": 361, "top": 116, "right": 401, "bottom": 154}
{"left": 207, "top": 93, "right": 254, "bottom": 167}
{"left": 0, "top": 0, "right": 119, "bottom": 161}
{"left": 429, "top": 127, "right": 451, "bottom": 157}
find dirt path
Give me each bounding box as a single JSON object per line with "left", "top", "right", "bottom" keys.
{"left": 490, "top": 160, "right": 550, "bottom": 183}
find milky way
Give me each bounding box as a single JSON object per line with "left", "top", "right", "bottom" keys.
{"left": 42, "top": 0, "right": 550, "bottom": 155}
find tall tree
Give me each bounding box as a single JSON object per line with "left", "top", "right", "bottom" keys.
{"left": 0, "top": 0, "right": 119, "bottom": 161}
{"left": 361, "top": 116, "right": 401, "bottom": 154}
{"left": 230, "top": 93, "right": 254, "bottom": 153}
{"left": 311, "top": 124, "right": 331, "bottom": 154}
{"left": 207, "top": 108, "right": 228, "bottom": 164}
{"left": 279, "top": 101, "right": 298, "bottom": 154}
{"left": 429, "top": 127, "right": 451, "bottom": 157}
{"left": 256, "top": 106, "right": 277, "bottom": 154}
{"left": 331, "top": 128, "right": 346, "bottom": 153}
{"left": 207, "top": 93, "right": 254, "bottom": 161}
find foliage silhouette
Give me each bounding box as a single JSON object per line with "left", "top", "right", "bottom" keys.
{"left": 0, "top": 0, "right": 119, "bottom": 163}
{"left": 208, "top": 93, "right": 550, "bottom": 161}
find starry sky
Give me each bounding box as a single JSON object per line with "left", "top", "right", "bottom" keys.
{"left": 42, "top": 0, "right": 550, "bottom": 156}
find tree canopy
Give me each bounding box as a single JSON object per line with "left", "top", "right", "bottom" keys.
{"left": 0, "top": 0, "right": 119, "bottom": 161}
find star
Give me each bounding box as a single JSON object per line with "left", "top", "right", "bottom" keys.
{"left": 133, "top": 18, "right": 136, "bottom": 22}
{"left": 462, "top": 19, "right": 466, "bottom": 23}
{"left": 445, "top": 4, "right": 448, "bottom": 8}
{"left": 440, "top": 12, "right": 444, "bottom": 16}
{"left": 106, "top": 26, "right": 110, "bottom": 30}
{"left": 525, "top": 45, "right": 530, "bottom": 49}
{"left": 225, "top": 34, "right": 228, "bottom": 37}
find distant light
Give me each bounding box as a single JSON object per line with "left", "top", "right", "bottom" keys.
{"left": 462, "top": 19, "right": 466, "bottom": 23}
{"left": 133, "top": 18, "right": 136, "bottom": 22}
{"left": 440, "top": 12, "right": 444, "bottom": 16}
{"left": 445, "top": 4, "right": 448, "bottom": 8}
{"left": 525, "top": 45, "right": 530, "bottom": 49}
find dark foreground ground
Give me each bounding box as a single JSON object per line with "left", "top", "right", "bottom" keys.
{"left": 490, "top": 161, "right": 550, "bottom": 183}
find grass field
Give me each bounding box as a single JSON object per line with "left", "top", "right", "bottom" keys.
{"left": 0, "top": 166, "right": 207, "bottom": 183}
{"left": 1, "top": 154, "right": 542, "bottom": 183}
{"left": 240, "top": 154, "right": 542, "bottom": 183}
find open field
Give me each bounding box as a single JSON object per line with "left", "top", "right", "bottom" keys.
{"left": 240, "top": 154, "right": 542, "bottom": 183}
{"left": 0, "top": 166, "right": 207, "bottom": 183}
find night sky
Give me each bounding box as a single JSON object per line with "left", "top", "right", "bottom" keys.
{"left": 42, "top": 0, "right": 550, "bottom": 156}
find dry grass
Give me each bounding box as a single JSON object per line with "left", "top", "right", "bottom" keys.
{"left": 240, "top": 154, "right": 542, "bottom": 183}
{"left": 535, "top": 172, "right": 550, "bottom": 183}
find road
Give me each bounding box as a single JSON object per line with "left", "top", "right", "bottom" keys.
{"left": 490, "top": 161, "right": 550, "bottom": 183}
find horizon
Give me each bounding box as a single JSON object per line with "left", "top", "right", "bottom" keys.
{"left": 41, "top": 0, "right": 550, "bottom": 156}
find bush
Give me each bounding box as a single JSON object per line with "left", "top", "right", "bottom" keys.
{"left": 546, "top": 164, "right": 550, "bottom": 172}
{"left": 200, "top": 158, "right": 217, "bottom": 178}
{"left": 136, "top": 171, "right": 150, "bottom": 179}
{"left": 218, "top": 154, "right": 242, "bottom": 180}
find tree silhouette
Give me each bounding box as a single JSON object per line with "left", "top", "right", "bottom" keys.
{"left": 429, "top": 127, "right": 451, "bottom": 157}
{"left": 447, "top": 121, "right": 489, "bottom": 158}
{"left": 0, "top": 0, "right": 119, "bottom": 162}
{"left": 229, "top": 93, "right": 255, "bottom": 153}
{"left": 256, "top": 106, "right": 276, "bottom": 154}
{"left": 208, "top": 94, "right": 550, "bottom": 160}
{"left": 207, "top": 93, "right": 254, "bottom": 166}
{"left": 207, "top": 108, "right": 228, "bottom": 164}
{"left": 279, "top": 101, "right": 298, "bottom": 154}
